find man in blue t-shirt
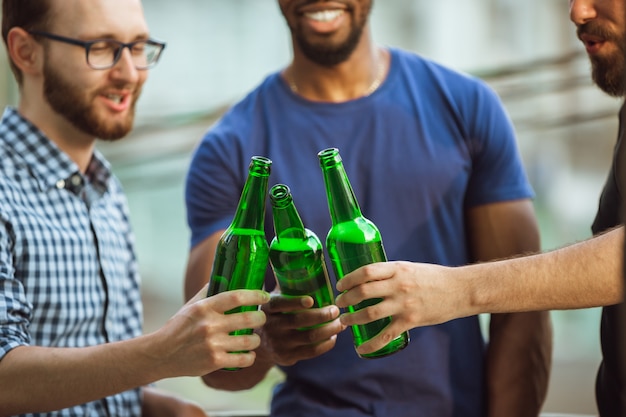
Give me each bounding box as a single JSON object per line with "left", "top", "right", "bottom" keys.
{"left": 184, "top": 1, "right": 552, "bottom": 416}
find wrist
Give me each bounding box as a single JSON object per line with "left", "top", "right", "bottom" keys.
{"left": 454, "top": 263, "right": 486, "bottom": 318}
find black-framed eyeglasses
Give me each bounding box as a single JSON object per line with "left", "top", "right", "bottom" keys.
{"left": 28, "top": 30, "right": 166, "bottom": 70}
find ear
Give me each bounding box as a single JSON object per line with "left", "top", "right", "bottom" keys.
{"left": 6, "top": 27, "right": 43, "bottom": 77}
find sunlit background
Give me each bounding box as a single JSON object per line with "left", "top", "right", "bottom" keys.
{"left": 0, "top": 1, "right": 622, "bottom": 415}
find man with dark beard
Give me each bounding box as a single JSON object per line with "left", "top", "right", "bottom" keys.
{"left": 583, "top": 1, "right": 626, "bottom": 415}
{"left": 333, "top": 0, "right": 626, "bottom": 415}
{"left": 184, "top": 1, "right": 552, "bottom": 416}
{"left": 0, "top": 0, "right": 271, "bottom": 416}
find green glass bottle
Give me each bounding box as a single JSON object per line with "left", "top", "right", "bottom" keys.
{"left": 206, "top": 156, "right": 271, "bottom": 339}
{"left": 318, "top": 147, "right": 409, "bottom": 359}
{"left": 269, "top": 184, "right": 334, "bottom": 329}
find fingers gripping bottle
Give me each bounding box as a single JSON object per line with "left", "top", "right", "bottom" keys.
{"left": 268, "top": 184, "right": 334, "bottom": 329}
{"left": 318, "top": 148, "right": 409, "bottom": 359}
{"left": 206, "top": 156, "right": 271, "bottom": 338}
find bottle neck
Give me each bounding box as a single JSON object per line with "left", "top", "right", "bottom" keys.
{"left": 272, "top": 200, "right": 307, "bottom": 240}
{"left": 231, "top": 158, "right": 271, "bottom": 230}
{"left": 270, "top": 184, "right": 306, "bottom": 240}
{"left": 319, "top": 151, "right": 363, "bottom": 224}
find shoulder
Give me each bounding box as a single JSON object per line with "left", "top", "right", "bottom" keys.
{"left": 390, "top": 48, "right": 494, "bottom": 96}
{"left": 0, "top": 140, "right": 29, "bottom": 202}
{"left": 191, "top": 72, "right": 286, "bottom": 166}
{"left": 212, "top": 72, "right": 286, "bottom": 133}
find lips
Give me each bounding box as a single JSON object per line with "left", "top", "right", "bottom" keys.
{"left": 106, "top": 93, "right": 124, "bottom": 105}
{"left": 298, "top": 1, "right": 348, "bottom": 14}
{"left": 296, "top": 1, "right": 349, "bottom": 34}
{"left": 101, "top": 90, "right": 132, "bottom": 112}
{"left": 580, "top": 33, "right": 607, "bottom": 55}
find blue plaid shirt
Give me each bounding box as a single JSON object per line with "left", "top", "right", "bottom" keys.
{"left": 0, "top": 107, "right": 143, "bottom": 416}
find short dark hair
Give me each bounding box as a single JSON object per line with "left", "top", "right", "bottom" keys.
{"left": 2, "top": 0, "right": 52, "bottom": 84}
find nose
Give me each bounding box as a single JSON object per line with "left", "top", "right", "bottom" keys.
{"left": 569, "top": 0, "right": 597, "bottom": 25}
{"left": 110, "top": 47, "right": 141, "bottom": 83}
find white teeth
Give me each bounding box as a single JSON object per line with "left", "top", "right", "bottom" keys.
{"left": 107, "top": 94, "right": 123, "bottom": 104}
{"left": 305, "top": 9, "right": 344, "bottom": 22}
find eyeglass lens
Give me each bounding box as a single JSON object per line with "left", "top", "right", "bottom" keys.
{"left": 88, "top": 40, "right": 161, "bottom": 69}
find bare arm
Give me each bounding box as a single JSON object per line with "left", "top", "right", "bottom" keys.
{"left": 465, "top": 200, "right": 552, "bottom": 417}
{"left": 142, "top": 386, "right": 206, "bottom": 417}
{"left": 470, "top": 225, "right": 624, "bottom": 311}
{"left": 336, "top": 224, "right": 623, "bottom": 331}
{"left": 0, "top": 288, "right": 268, "bottom": 416}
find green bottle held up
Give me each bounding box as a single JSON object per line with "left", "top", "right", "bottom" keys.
{"left": 318, "top": 147, "right": 410, "bottom": 359}
{"left": 206, "top": 155, "right": 271, "bottom": 338}
{"left": 269, "top": 184, "right": 334, "bottom": 329}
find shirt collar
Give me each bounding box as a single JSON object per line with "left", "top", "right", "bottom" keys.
{"left": 0, "top": 107, "right": 112, "bottom": 194}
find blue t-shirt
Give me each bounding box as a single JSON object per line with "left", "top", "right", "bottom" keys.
{"left": 185, "top": 48, "right": 534, "bottom": 417}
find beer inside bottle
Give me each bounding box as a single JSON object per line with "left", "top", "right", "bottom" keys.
{"left": 208, "top": 229, "right": 270, "bottom": 323}
{"left": 319, "top": 148, "right": 409, "bottom": 359}
{"left": 269, "top": 184, "right": 334, "bottom": 329}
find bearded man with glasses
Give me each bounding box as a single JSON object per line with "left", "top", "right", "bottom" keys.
{"left": 0, "top": 1, "right": 270, "bottom": 416}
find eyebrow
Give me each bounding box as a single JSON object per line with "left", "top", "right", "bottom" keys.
{"left": 79, "top": 32, "right": 151, "bottom": 41}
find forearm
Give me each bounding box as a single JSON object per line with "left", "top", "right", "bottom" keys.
{"left": 468, "top": 226, "right": 624, "bottom": 313}
{"left": 466, "top": 200, "right": 552, "bottom": 415}
{"left": 142, "top": 387, "right": 206, "bottom": 417}
{"left": 0, "top": 336, "right": 162, "bottom": 416}
{"left": 486, "top": 311, "right": 553, "bottom": 417}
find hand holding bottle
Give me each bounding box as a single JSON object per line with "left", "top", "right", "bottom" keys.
{"left": 258, "top": 293, "right": 345, "bottom": 366}
{"left": 318, "top": 148, "right": 410, "bottom": 358}
{"left": 335, "top": 261, "right": 456, "bottom": 356}
{"left": 149, "top": 287, "right": 270, "bottom": 376}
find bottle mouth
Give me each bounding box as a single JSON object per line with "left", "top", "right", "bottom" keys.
{"left": 269, "top": 184, "right": 293, "bottom": 207}
{"left": 251, "top": 155, "right": 272, "bottom": 165}
{"left": 318, "top": 147, "right": 341, "bottom": 167}
{"left": 249, "top": 155, "right": 272, "bottom": 174}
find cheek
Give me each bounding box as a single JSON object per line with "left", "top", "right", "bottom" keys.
{"left": 136, "top": 72, "right": 148, "bottom": 91}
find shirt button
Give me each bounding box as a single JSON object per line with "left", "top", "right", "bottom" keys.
{"left": 70, "top": 174, "right": 82, "bottom": 186}
{"left": 56, "top": 179, "right": 66, "bottom": 189}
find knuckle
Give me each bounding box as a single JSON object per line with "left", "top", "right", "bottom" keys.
{"left": 200, "top": 321, "right": 218, "bottom": 338}
{"left": 360, "top": 263, "right": 377, "bottom": 279}
{"left": 230, "top": 290, "right": 248, "bottom": 305}
{"left": 379, "top": 330, "right": 393, "bottom": 344}
{"left": 396, "top": 279, "right": 413, "bottom": 295}
{"left": 303, "top": 329, "right": 320, "bottom": 344}
{"left": 243, "top": 334, "right": 261, "bottom": 350}
{"left": 242, "top": 311, "right": 264, "bottom": 328}
{"left": 364, "top": 304, "right": 382, "bottom": 321}
{"left": 233, "top": 353, "right": 255, "bottom": 369}
{"left": 356, "top": 284, "right": 372, "bottom": 300}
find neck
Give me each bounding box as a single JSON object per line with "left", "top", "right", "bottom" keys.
{"left": 19, "top": 97, "right": 96, "bottom": 173}
{"left": 285, "top": 45, "right": 388, "bottom": 103}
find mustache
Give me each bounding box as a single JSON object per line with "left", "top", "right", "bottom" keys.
{"left": 295, "top": 0, "right": 348, "bottom": 7}
{"left": 577, "top": 21, "right": 621, "bottom": 43}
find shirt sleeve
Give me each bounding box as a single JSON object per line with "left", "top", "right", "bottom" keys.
{"left": 462, "top": 78, "right": 534, "bottom": 207}
{"left": 184, "top": 126, "right": 247, "bottom": 248}
{"left": 0, "top": 210, "right": 32, "bottom": 361}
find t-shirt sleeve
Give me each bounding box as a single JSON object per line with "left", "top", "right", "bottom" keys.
{"left": 184, "top": 128, "right": 244, "bottom": 248}
{"left": 462, "top": 78, "right": 534, "bottom": 207}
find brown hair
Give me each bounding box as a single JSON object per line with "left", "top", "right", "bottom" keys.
{"left": 2, "top": 0, "right": 52, "bottom": 84}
